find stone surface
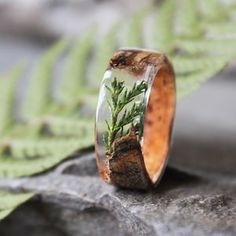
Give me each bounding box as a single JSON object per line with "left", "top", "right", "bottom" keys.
{"left": 0, "top": 153, "right": 235, "bottom": 236}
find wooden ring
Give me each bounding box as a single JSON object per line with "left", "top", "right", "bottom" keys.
{"left": 95, "top": 48, "right": 176, "bottom": 190}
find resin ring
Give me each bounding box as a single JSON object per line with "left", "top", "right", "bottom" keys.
{"left": 95, "top": 48, "right": 176, "bottom": 190}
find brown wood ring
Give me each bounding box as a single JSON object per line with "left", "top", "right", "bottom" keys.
{"left": 95, "top": 48, "right": 176, "bottom": 190}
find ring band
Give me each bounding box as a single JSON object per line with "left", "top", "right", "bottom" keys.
{"left": 95, "top": 48, "right": 176, "bottom": 190}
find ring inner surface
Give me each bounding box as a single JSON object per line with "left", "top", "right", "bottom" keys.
{"left": 143, "top": 65, "right": 175, "bottom": 183}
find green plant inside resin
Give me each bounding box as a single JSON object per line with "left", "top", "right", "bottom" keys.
{"left": 103, "top": 77, "right": 148, "bottom": 154}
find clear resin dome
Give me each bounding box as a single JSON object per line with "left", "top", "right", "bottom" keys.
{"left": 95, "top": 64, "right": 157, "bottom": 179}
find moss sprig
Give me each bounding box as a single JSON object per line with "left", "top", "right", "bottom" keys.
{"left": 103, "top": 77, "right": 147, "bottom": 154}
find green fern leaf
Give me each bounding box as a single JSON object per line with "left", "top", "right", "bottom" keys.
{"left": 41, "top": 117, "right": 94, "bottom": 137}
{"left": 172, "top": 55, "right": 229, "bottom": 74}
{"left": 152, "top": 0, "right": 175, "bottom": 53}
{"left": 90, "top": 22, "right": 118, "bottom": 87}
{"left": 178, "top": 39, "right": 236, "bottom": 57}
{"left": 0, "top": 64, "right": 24, "bottom": 136}
{"left": 0, "top": 139, "right": 91, "bottom": 177}
{"left": 176, "top": 61, "right": 227, "bottom": 98}
{"left": 121, "top": 6, "right": 149, "bottom": 47}
{"left": 0, "top": 191, "right": 33, "bottom": 221}
{"left": 58, "top": 28, "right": 95, "bottom": 104}
{"left": 206, "top": 22, "right": 236, "bottom": 39}
{"left": 175, "top": 0, "right": 202, "bottom": 38}
{"left": 21, "top": 40, "right": 69, "bottom": 121}
{"left": 3, "top": 139, "right": 80, "bottom": 159}
{"left": 199, "top": 0, "right": 227, "bottom": 21}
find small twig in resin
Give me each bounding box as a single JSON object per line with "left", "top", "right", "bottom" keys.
{"left": 103, "top": 77, "right": 147, "bottom": 154}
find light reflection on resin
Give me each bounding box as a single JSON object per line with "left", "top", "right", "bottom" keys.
{"left": 95, "top": 65, "right": 157, "bottom": 175}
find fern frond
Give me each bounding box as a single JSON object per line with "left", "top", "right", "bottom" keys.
{"left": 0, "top": 209, "right": 14, "bottom": 221}
{"left": 0, "top": 191, "right": 33, "bottom": 221}
{"left": 1, "top": 137, "right": 92, "bottom": 161}
{"left": 121, "top": 6, "right": 149, "bottom": 47}
{"left": 0, "top": 139, "right": 92, "bottom": 177}
{"left": 90, "top": 22, "right": 118, "bottom": 87}
{"left": 175, "top": 0, "right": 202, "bottom": 38}
{"left": 41, "top": 117, "right": 94, "bottom": 137}
{"left": 205, "top": 22, "right": 236, "bottom": 39}
{"left": 151, "top": 0, "right": 175, "bottom": 53}
{"left": 173, "top": 56, "right": 229, "bottom": 74}
{"left": 0, "top": 64, "right": 24, "bottom": 136}
{"left": 58, "top": 28, "right": 95, "bottom": 103}
{"left": 176, "top": 61, "right": 227, "bottom": 99}
{"left": 21, "top": 40, "right": 69, "bottom": 121}
{"left": 178, "top": 39, "right": 236, "bottom": 57}
{"left": 199, "top": 0, "right": 227, "bottom": 21}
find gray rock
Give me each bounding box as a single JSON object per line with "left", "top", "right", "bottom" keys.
{"left": 0, "top": 153, "right": 235, "bottom": 236}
